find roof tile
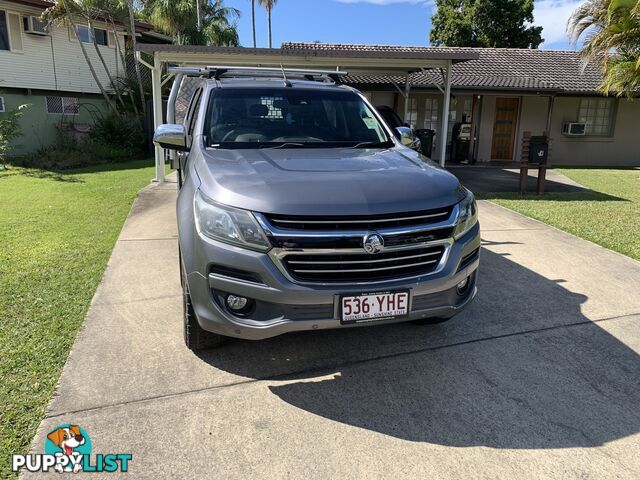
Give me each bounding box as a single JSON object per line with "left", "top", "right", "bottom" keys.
{"left": 282, "top": 42, "right": 603, "bottom": 93}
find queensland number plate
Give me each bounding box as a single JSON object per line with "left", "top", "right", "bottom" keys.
{"left": 340, "top": 291, "right": 410, "bottom": 324}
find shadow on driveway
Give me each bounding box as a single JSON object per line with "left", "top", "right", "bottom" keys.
{"left": 451, "top": 167, "right": 626, "bottom": 202}
{"left": 196, "top": 248, "right": 640, "bottom": 449}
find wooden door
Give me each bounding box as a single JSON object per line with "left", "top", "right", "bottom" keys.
{"left": 491, "top": 97, "right": 520, "bottom": 160}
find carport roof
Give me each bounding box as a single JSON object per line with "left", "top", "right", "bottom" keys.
{"left": 134, "top": 43, "right": 479, "bottom": 75}
{"left": 282, "top": 43, "right": 604, "bottom": 94}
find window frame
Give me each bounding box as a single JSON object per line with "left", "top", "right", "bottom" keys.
{"left": 576, "top": 97, "right": 617, "bottom": 137}
{"left": 46, "top": 96, "right": 80, "bottom": 116}
{"left": 1, "top": 9, "right": 24, "bottom": 53}
{"left": 74, "top": 24, "right": 92, "bottom": 44}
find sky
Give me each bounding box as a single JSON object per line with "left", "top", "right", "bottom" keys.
{"left": 224, "top": 0, "right": 583, "bottom": 51}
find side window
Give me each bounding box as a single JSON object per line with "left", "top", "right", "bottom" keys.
{"left": 185, "top": 89, "right": 203, "bottom": 146}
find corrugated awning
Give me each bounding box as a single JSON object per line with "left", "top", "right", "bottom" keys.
{"left": 135, "top": 44, "right": 479, "bottom": 76}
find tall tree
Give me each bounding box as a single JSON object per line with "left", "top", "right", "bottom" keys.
{"left": 568, "top": 0, "right": 640, "bottom": 97}
{"left": 124, "top": 0, "right": 146, "bottom": 116}
{"left": 430, "top": 0, "right": 544, "bottom": 48}
{"left": 258, "top": 0, "right": 277, "bottom": 48}
{"left": 44, "top": 0, "right": 118, "bottom": 112}
{"left": 251, "top": 0, "right": 256, "bottom": 47}
{"left": 142, "top": 0, "right": 240, "bottom": 46}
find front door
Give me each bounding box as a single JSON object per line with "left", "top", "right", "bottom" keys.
{"left": 491, "top": 97, "right": 520, "bottom": 160}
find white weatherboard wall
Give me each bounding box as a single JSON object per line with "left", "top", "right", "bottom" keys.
{"left": 0, "top": 0, "right": 125, "bottom": 94}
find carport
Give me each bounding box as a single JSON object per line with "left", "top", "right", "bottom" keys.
{"left": 135, "top": 44, "right": 479, "bottom": 183}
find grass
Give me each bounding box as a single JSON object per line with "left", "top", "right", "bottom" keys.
{"left": 477, "top": 168, "right": 640, "bottom": 261}
{"left": 0, "top": 159, "right": 166, "bottom": 478}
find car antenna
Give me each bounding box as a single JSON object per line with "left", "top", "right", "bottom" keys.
{"left": 280, "top": 64, "right": 292, "bottom": 87}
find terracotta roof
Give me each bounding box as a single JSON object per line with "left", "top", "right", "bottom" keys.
{"left": 282, "top": 42, "right": 603, "bottom": 93}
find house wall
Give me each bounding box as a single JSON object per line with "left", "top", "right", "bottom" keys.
{"left": 476, "top": 95, "right": 495, "bottom": 162}
{"left": 0, "top": 0, "right": 126, "bottom": 94}
{"left": 449, "top": 93, "right": 640, "bottom": 166}
{"left": 1, "top": 89, "right": 109, "bottom": 155}
{"left": 369, "top": 91, "right": 395, "bottom": 108}
{"left": 549, "top": 97, "right": 640, "bottom": 166}
{"left": 515, "top": 95, "right": 550, "bottom": 160}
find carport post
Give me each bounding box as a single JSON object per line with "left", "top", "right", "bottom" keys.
{"left": 151, "top": 52, "right": 165, "bottom": 183}
{"left": 439, "top": 60, "right": 452, "bottom": 167}
{"left": 403, "top": 74, "right": 411, "bottom": 123}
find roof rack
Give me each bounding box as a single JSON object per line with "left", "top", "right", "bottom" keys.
{"left": 167, "top": 65, "right": 349, "bottom": 84}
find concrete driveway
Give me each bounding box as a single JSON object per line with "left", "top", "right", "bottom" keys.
{"left": 25, "top": 176, "right": 640, "bottom": 479}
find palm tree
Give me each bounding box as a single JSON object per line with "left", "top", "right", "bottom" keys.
{"left": 143, "top": 0, "right": 240, "bottom": 46}
{"left": 568, "top": 0, "right": 640, "bottom": 97}
{"left": 258, "top": 0, "right": 277, "bottom": 48}
{"left": 124, "top": 0, "right": 147, "bottom": 116}
{"left": 251, "top": 0, "right": 256, "bottom": 48}
{"left": 43, "top": 0, "right": 117, "bottom": 112}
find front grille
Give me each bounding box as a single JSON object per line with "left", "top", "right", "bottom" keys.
{"left": 265, "top": 207, "right": 453, "bottom": 231}
{"left": 282, "top": 245, "right": 446, "bottom": 283}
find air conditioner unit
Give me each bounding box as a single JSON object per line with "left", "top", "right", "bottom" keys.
{"left": 562, "top": 122, "right": 586, "bottom": 136}
{"left": 23, "top": 16, "right": 49, "bottom": 35}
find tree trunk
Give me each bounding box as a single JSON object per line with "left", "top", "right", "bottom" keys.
{"left": 70, "top": 17, "right": 117, "bottom": 113}
{"left": 127, "top": 0, "right": 147, "bottom": 117}
{"left": 88, "top": 17, "right": 126, "bottom": 111}
{"left": 268, "top": 7, "right": 272, "bottom": 48}
{"left": 109, "top": 18, "right": 138, "bottom": 116}
{"left": 252, "top": 0, "right": 256, "bottom": 48}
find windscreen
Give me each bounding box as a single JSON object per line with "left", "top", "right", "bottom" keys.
{"left": 204, "top": 88, "right": 393, "bottom": 149}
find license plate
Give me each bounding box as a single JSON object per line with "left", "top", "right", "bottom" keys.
{"left": 340, "top": 291, "right": 410, "bottom": 324}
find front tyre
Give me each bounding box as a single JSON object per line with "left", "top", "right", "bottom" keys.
{"left": 181, "top": 261, "right": 227, "bottom": 351}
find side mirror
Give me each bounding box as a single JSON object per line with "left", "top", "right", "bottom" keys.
{"left": 153, "top": 124, "right": 188, "bottom": 151}
{"left": 394, "top": 126, "right": 421, "bottom": 151}
{"left": 395, "top": 126, "right": 413, "bottom": 143}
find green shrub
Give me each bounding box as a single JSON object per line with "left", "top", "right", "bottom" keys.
{"left": 91, "top": 113, "right": 146, "bottom": 154}
{"left": 0, "top": 104, "right": 29, "bottom": 165}
{"left": 23, "top": 141, "right": 139, "bottom": 170}
{"left": 22, "top": 112, "right": 147, "bottom": 170}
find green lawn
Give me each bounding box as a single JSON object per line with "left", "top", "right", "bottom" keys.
{"left": 478, "top": 168, "right": 640, "bottom": 261}
{"left": 0, "top": 160, "right": 164, "bottom": 478}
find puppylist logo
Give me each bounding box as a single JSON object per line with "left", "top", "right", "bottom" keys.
{"left": 12, "top": 424, "right": 132, "bottom": 474}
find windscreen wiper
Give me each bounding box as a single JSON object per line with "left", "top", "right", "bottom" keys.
{"left": 258, "top": 142, "right": 306, "bottom": 149}
{"left": 351, "top": 141, "right": 392, "bottom": 149}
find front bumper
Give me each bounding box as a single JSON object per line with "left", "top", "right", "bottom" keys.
{"left": 186, "top": 223, "right": 480, "bottom": 340}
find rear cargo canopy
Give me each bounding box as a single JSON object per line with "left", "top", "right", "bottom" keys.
{"left": 134, "top": 44, "right": 479, "bottom": 182}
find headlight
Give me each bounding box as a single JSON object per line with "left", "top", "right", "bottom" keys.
{"left": 194, "top": 190, "right": 270, "bottom": 251}
{"left": 453, "top": 189, "right": 478, "bottom": 239}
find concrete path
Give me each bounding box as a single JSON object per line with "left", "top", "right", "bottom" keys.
{"left": 26, "top": 176, "right": 640, "bottom": 479}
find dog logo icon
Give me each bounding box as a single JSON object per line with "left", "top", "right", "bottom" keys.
{"left": 45, "top": 424, "right": 91, "bottom": 473}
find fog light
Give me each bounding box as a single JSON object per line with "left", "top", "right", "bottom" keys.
{"left": 226, "top": 295, "right": 248, "bottom": 311}
{"left": 456, "top": 277, "right": 470, "bottom": 295}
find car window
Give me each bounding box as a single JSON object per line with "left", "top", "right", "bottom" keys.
{"left": 185, "top": 88, "right": 203, "bottom": 146}
{"left": 377, "top": 107, "right": 403, "bottom": 129}
{"left": 204, "top": 88, "right": 393, "bottom": 149}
